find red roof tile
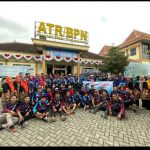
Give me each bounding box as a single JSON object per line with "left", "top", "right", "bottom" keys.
{"left": 119, "top": 30, "right": 150, "bottom": 48}
{"left": 99, "top": 45, "right": 112, "bottom": 56}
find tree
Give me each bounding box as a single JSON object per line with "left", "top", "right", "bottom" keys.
{"left": 99, "top": 46, "right": 129, "bottom": 73}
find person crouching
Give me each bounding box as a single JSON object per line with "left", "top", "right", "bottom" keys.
{"left": 51, "top": 92, "right": 66, "bottom": 122}
{"left": 16, "top": 95, "right": 33, "bottom": 127}
{"left": 63, "top": 91, "right": 76, "bottom": 115}
{"left": 102, "top": 93, "right": 125, "bottom": 120}
{"left": 33, "top": 94, "right": 50, "bottom": 122}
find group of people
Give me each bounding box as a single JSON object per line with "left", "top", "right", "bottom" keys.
{"left": 0, "top": 72, "right": 150, "bottom": 132}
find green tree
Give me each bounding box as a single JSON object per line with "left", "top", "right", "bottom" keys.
{"left": 99, "top": 46, "right": 129, "bottom": 73}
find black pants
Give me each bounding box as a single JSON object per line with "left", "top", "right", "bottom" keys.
{"left": 105, "top": 107, "right": 125, "bottom": 117}
{"left": 142, "top": 99, "right": 150, "bottom": 110}
{"left": 51, "top": 106, "right": 64, "bottom": 117}
{"left": 124, "top": 100, "right": 136, "bottom": 109}
{"left": 20, "top": 111, "right": 33, "bottom": 121}
{"left": 135, "top": 99, "right": 139, "bottom": 106}
{"left": 92, "top": 103, "right": 107, "bottom": 112}
{"left": 84, "top": 101, "right": 92, "bottom": 108}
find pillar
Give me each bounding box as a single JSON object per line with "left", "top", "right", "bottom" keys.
{"left": 35, "top": 61, "right": 38, "bottom": 75}
{"left": 5, "top": 59, "right": 8, "bottom": 66}
{"left": 77, "top": 52, "right": 80, "bottom": 77}
{"left": 139, "top": 42, "right": 142, "bottom": 60}
{"left": 42, "top": 49, "right": 46, "bottom": 74}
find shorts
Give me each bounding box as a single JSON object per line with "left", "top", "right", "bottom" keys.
{"left": 37, "top": 110, "right": 48, "bottom": 114}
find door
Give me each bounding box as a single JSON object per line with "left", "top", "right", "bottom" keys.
{"left": 47, "top": 64, "right": 53, "bottom": 75}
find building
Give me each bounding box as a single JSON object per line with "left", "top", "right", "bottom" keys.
{"left": 99, "top": 30, "right": 150, "bottom": 76}
{"left": 0, "top": 21, "right": 102, "bottom": 77}
{"left": 99, "top": 45, "right": 112, "bottom": 56}
{"left": 118, "top": 30, "right": 150, "bottom": 63}
{"left": 0, "top": 42, "right": 102, "bottom": 77}
{"left": 118, "top": 30, "right": 150, "bottom": 76}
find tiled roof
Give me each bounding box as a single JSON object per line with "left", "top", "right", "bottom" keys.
{"left": 80, "top": 51, "right": 102, "bottom": 59}
{"left": 119, "top": 30, "right": 150, "bottom": 48}
{"left": 0, "top": 42, "right": 36, "bottom": 53}
{"left": 99, "top": 45, "right": 112, "bottom": 56}
{"left": 0, "top": 42, "right": 101, "bottom": 60}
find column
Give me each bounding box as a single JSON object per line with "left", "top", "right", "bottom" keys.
{"left": 52, "top": 64, "right": 54, "bottom": 74}
{"left": 139, "top": 42, "right": 142, "bottom": 60}
{"left": 35, "top": 61, "right": 38, "bottom": 75}
{"left": 5, "top": 59, "right": 8, "bottom": 66}
{"left": 42, "top": 49, "right": 46, "bottom": 74}
{"left": 77, "top": 52, "right": 80, "bottom": 77}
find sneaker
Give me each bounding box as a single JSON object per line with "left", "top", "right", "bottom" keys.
{"left": 42, "top": 116, "right": 48, "bottom": 122}
{"left": 18, "top": 120, "right": 23, "bottom": 126}
{"left": 60, "top": 116, "right": 67, "bottom": 121}
{"left": 91, "top": 110, "right": 96, "bottom": 114}
{"left": 21, "top": 122, "right": 28, "bottom": 128}
{"left": 0, "top": 124, "right": 4, "bottom": 130}
{"left": 101, "top": 114, "right": 108, "bottom": 119}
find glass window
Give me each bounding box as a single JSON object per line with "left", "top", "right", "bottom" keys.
{"left": 13, "top": 64, "right": 31, "bottom": 67}
{"left": 130, "top": 48, "right": 136, "bottom": 56}
{"left": 54, "top": 65, "right": 65, "bottom": 68}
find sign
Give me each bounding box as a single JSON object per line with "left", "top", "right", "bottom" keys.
{"left": 35, "top": 21, "right": 89, "bottom": 46}
{"left": 46, "top": 48, "right": 78, "bottom": 58}
{"left": 83, "top": 81, "right": 113, "bottom": 95}
{"left": 0, "top": 66, "right": 34, "bottom": 77}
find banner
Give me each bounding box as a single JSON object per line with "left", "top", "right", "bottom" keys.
{"left": 83, "top": 81, "right": 113, "bottom": 95}
{"left": 0, "top": 66, "right": 34, "bottom": 77}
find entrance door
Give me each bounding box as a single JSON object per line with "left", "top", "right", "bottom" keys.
{"left": 67, "top": 65, "right": 72, "bottom": 74}
{"left": 54, "top": 70, "right": 65, "bottom": 75}
{"left": 47, "top": 64, "right": 53, "bottom": 75}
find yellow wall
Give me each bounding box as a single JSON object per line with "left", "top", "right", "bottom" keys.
{"left": 142, "top": 61, "right": 150, "bottom": 64}
{"left": 0, "top": 51, "right": 99, "bottom": 75}
{"left": 122, "top": 43, "right": 140, "bottom": 60}
{"left": 37, "top": 63, "right": 43, "bottom": 74}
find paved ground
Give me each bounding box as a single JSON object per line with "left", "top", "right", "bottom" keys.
{"left": 0, "top": 99, "right": 150, "bottom": 147}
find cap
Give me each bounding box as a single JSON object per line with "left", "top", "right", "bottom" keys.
{"left": 55, "top": 87, "right": 59, "bottom": 91}
{"left": 41, "top": 93, "right": 46, "bottom": 98}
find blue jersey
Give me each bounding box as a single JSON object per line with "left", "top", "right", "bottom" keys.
{"left": 74, "top": 94, "right": 82, "bottom": 103}
{"left": 82, "top": 95, "right": 92, "bottom": 106}
{"left": 33, "top": 100, "right": 50, "bottom": 114}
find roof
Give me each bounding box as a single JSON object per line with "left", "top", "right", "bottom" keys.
{"left": 99, "top": 45, "right": 112, "bottom": 56}
{"left": 119, "top": 30, "right": 150, "bottom": 48}
{"left": 0, "top": 42, "right": 36, "bottom": 54}
{"left": 0, "top": 42, "right": 101, "bottom": 60}
{"left": 80, "top": 51, "right": 102, "bottom": 59}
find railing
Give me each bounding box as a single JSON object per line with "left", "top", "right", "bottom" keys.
{"left": 142, "top": 54, "right": 150, "bottom": 60}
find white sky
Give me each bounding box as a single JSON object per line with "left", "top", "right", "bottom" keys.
{"left": 0, "top": 2, "right": 150, "bottom": 54}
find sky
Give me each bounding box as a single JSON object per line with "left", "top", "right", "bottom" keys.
{"left": 0, "top": 2, "right": 150, "bottom": 54}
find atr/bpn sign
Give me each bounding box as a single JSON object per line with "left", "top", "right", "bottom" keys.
{"left": 35, "top": 21, "right": 89, "bottom": 45}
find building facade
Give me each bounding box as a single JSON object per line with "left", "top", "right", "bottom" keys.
{"left": 0, "top": 42, "right": 102, "bottom": 77}
{"left": 99, "top": 30, "right": 150, "bottom": 76}
{"left": 0, "top": 21, "right": 102, "bottom": 77}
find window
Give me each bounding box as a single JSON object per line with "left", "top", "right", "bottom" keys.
{"left": 130, "top": 48, "right": 136, "bottom": 56}
{"left": 13, "top": 64, "right": 31, "bottom": 67}
{"left": 54, "top": 65, "right": 65, "bottom": 68}
{"left": 142, "top": 43, "right": 150, "bottom": 55}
